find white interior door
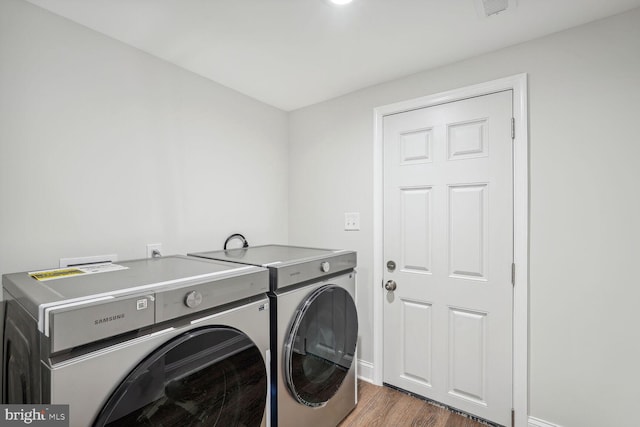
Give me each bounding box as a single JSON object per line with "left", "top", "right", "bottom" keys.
{"left": 382, "top": 90, "right": 513, "bottom": 426}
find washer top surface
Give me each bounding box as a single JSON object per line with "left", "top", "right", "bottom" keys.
{"left": 3, "top": 255, "right": 266, "bottom": 320}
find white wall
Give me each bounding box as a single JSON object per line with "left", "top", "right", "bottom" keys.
{"left": 289, "top": 8, "right": 640, "bottom": 427}
{"left": 0, "top": 0, "right": 288, "bottom": 276}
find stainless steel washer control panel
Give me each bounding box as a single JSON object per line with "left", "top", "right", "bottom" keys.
{"left": 48, "top": 293, "right": 155, "bottom": 353}
{"left": 154, "top": 268, "right": 269, "bottom": 323}
{"left": 44, "top": 267, "right": 269, "bottom": 353}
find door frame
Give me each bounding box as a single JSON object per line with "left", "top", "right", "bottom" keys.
{"left": 372, "top": 74, "right": 528, "bottom": 426}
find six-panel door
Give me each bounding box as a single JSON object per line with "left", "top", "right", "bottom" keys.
{"left": 383, "top": 90, "right": 514, "bottom": 426}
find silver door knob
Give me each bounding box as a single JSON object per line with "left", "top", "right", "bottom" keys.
{"left": 384, "top": 280, "right": 397, "bottom": 291}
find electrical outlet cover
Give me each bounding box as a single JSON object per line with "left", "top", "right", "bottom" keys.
{"left": 146, "top": 243, "right": 162, "bottom": 258}
{"left": 344, "top": 212, "right": 360, "bottom": 231}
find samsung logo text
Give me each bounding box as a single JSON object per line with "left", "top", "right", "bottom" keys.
{"left": 95, "top": 313, "right": 125, "bottom": 325}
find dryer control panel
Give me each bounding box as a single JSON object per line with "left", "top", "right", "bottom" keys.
{"left": 273, "top": 251, "right": 357, "bottom": 290}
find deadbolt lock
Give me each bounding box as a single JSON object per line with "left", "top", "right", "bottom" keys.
{"left": 386, "top": 260, "right": 396, "bottom": 272}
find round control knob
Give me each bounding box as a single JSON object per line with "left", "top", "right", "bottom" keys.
{"left": 320, "top": 261, "right": 331, "bottom": 273}
{"left": 185, "top": 290, "right": 203, "bottom": 308}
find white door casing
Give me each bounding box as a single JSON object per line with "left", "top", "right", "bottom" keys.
{"left": 382, "top": 90, "right": 513, "bottom": 425}
{"left": 372, "top": 74, "right": 529, "bottom": 427}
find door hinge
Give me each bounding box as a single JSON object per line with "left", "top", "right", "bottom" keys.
{"left": 511, "top": 117, "right": 515, "bottom": 139}
{"left": 511, "top": 409, "right": 515, "bottom": 427}
{"left": 511, "top": 263, "right": 515, "bottom": 286}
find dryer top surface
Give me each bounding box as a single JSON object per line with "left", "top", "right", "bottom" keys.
{"left": 190, "top": 244, "right": 350, "bottom": 267}
{"left": 189, "top": 245, "right": 357, "bottom": 291}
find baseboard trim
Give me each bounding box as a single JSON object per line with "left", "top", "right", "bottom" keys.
{"left": 357, "top": 359, "right": 374, "bottom": 383}
{"left": 529, "top": 416, "right": 562, "bottom": 427}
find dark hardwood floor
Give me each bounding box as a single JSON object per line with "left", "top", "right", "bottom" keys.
{"left": 338, "top": 381, "right": 488, "bottom": 427}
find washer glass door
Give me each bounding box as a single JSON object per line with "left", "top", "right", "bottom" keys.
{"left": 94, "top": 327, "right": 267, "bottom": 426}
{"left": 284, "top": 285, "right": 358, "bottom": 407}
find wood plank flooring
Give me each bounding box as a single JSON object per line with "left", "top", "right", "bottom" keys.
{"left": 338, "top": 381, "right": 488, "bottom": 427}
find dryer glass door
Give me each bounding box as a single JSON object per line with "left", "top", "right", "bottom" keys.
{"left": 284, "top": 285, "right": 358, "bottom": 407}
{"left": 94, "top": 327, "right": 267, "bottom": 426}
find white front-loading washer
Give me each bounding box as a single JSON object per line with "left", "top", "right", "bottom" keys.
{"left": 2, "top": 255, "right": 271, "bottom": 426}
{"left": 189, "top": 245, "right": 358, "bottom": 427}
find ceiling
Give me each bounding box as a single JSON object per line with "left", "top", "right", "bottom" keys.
{"left": 25, "top": 0, "right": 640, "bottom": 111}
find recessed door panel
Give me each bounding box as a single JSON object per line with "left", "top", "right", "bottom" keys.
{"left": 448, "top": 308, "right": 487, "bottom": 405}
{"left": 447, "top": 119, "right": 489, "bottom": 160}
{"left": 401, "top": 187, "right": 432, "bottom": 274}
{"left": 401, "top": 299, "right": 432, "bottom": 386}
{"left": 400, "top": 129, "right": 433, "bottom": 165}
{"left": 448, "top": 184, "right": 488, "bottom": 281}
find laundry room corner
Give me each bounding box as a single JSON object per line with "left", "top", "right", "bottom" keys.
{"left": 287, "top": 100, "right": 375, "bottom": 380}
{"left": 0, "top": 0, "right": 290, "bottom": 278}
